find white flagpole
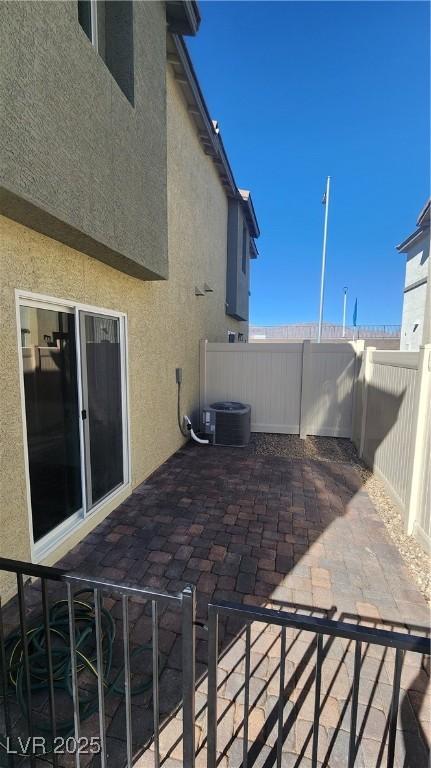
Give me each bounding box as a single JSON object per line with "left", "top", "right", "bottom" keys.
{"left": 317, "top": 176, "right": 331, "bottom": 343}
{"left": 342, "top": 286, "right": 348, "bottom": 337}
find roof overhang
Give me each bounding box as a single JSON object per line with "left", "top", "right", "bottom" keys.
{"left": 397, "top": 197, "right": 430, "bottom": 253}
{"left": 167, "top": 34, "right": 260, "bottom": 243}
{"left": 417, "top": 198, "right": 431, "bottom": 228}
{"left": 397, "top": 228, "right": 427, "bottom": 253}
{"left": 167, "top": 34, "right": 237, "bottom": 195}
{"left": 249, "top": 237, "right": 259, "bottom": 259}
{"left": 239, "top": 189, "right": 260, "bottom": 239}
{"left": 166, "top": 1, "right": 201, "bottom": 36}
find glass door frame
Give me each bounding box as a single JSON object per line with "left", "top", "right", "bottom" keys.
{"left": 79, "top": 310, "right": 127, "bottom": 513}
{"left": 16, "top": 290, "right": 131, "bottom": 562}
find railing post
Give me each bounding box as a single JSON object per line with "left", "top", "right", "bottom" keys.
{"left": 299, "top": 339, "right": 312, "bottom": 439}
{"left": 207, "top": 605, "right": 218, "bottom": 768}
{"left": 199, "top": 338, "right": 208, "bottom": 418}
{"left": 94, "top": 589, "right": 107, "bottom": 768}
{"left": 16, "top": 574, "right": 36, "bottom": 768}
{"left": 182, "top": 585, "right": 196, "bottom": 768}
{"left": 0, "top": 598, "right": 14, "bottom": 768}
{"left": 359, "top": 346, "right": 375, "bottom": 459}
{"left": 66, "top": 582, "right": 81, "bottom": 768}
{"left": 387, "top": 649, "right": 403, "bottom": 768}
{"left": 41, "top": 580, "right": 58, "bottom": 766}
{"left": 405, "top": 344, "right": 431, "bottom": 534}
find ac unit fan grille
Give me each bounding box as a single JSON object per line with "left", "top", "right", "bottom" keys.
{"left": 206, "top": 401, "right": 251, "bottom": 447}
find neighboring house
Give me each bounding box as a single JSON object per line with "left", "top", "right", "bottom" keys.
{"left": 0, "top": 1, "right": 259, "bottom": 577}
{"left": 397, "top": 199, "right": 430, "bottom": 351}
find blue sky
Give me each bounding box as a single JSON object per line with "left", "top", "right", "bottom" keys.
{"left": 188, "top": 1, "right": 430, "bottom": 327}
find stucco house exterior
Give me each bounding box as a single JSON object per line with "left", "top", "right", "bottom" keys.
{"left": 397, "top": 199, "right": 430, "bottom": 351}
{"left": 0, "top": 1, "right": 259, "bottom": 582}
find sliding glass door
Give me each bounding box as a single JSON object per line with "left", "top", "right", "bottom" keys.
{"left": 80, "top": 313, "right": 124, "bottom": 508}
{"left": 19, "top": 297, "right": 128, "bottom": 552}
{"left": 20, "top": 305, "right": 82, "bottom": 542}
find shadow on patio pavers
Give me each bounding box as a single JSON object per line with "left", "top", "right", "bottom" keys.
{"left": 1, "top": 443, "right": 430, "bottom": 767}
{"left": 128, "top": 606, "right": 429, "bottom": 768}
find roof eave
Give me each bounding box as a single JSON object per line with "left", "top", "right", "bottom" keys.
{"left": 416, "top": 198, "right": 431, "bottom": 227}
{"left": 249, "top": 238, "right": 259, "bottom": 259}
{"left": 168, "top": 34, "right": 237, "bottom": 197}
{"left": 167, "top": 33, "right": 260, "bottom": 241}
{"left": 166, "top": 1, "right": 201, "bottom": 36}
{"left": 397, "top": 227, "right": 427, "bottom": 253}
{"left": 239, "top": 190, "right": 260, "bottom": 239}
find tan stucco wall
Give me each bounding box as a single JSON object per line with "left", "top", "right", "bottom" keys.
{"left": 1, "top": 0, "right": 168, "bottom": 280}
{"left": 0, "top": 68, "right": 244, "bottom": 586}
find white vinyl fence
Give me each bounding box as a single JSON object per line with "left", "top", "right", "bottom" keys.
{"left": 356, "top": 352, "right": 418, "bottom": 508}
{"left": 354, "top": 345, "right": 431, "bottom": 552}
{"left": 200, "top": 340, "right": 362, "bottom": 439}
{"left": 200, "top": 340, "right": 431, "bottom": 551}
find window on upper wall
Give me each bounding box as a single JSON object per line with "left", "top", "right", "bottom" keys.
{"left": 78, "top": 0, "right": 98, "bottom": 49}
{"left": 77, "top": 0, "right": 135, "bottom": 106}
{"left": 242, "top": 225, "right": 247, "bottom": 274}
{"left": 104, "top": 2, "right": 135, "bottom": 105}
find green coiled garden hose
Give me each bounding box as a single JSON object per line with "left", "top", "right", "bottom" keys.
{"left": 2, "top": 590, "right": 154, "bottom": 746}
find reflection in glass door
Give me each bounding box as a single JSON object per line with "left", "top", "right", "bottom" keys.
{"left": 20, "top": 306, "right": 82, "bottom": 542}
{"left": 19, "top": 298, "right": 128, "bottom": 551}
{"left": 80, "top": 313, "right": 124, "bottom": 509}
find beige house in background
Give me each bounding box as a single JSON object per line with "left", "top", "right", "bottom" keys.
{"left": 0, "top": 1, "right": 259, "bottom": 589}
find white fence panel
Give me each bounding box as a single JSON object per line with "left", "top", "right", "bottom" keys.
{"left": 362, "top": 351, "right": 419, "bottom": 510}
{"left": 202, "top": 340, "right": 431, "bottom": 552}
{"left": 202, "top": 341, "right": 359, "bottom": 438}
{"left": 203, "top": 343, "right": 303, "bottom": 433}
{"left": 410, "top": 347, "right": 431, "bottom": 551}
{"left": 416, "top": 401, "right": 431, "bottom": 549}
{"left": 307, "top": 343, "right": 356, "bottom": 438}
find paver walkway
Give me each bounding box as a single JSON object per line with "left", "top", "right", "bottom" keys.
{"left": 3, "top": 441, "right": 429, "bottom": 767}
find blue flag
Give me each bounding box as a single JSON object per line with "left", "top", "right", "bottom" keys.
{"left": 353, "top": 298, "right": 358, "bottom": 327}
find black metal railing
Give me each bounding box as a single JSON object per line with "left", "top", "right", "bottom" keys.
{"left": 0, "top": 557, "right": 196, "bottom": 768}
{"left": 206, "top": 600, "right": 430, "bottom": 768}
{"left": 2, "top": 558, "right": 429, "bottom": 768}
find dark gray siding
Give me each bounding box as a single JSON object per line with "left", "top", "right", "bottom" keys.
{"left": 0, "top": 0, "right": 168, "bottom": 280}
{"left": 226, "top": 199, "right": 250, "bottom": 321}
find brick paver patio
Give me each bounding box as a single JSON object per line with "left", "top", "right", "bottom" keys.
{"left": 3, "top": 441, "right": 429, "bottom": 766}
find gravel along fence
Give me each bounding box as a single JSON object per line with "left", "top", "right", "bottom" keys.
{"left": 251, "top": 433, "right": 430, "bottom": 602}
